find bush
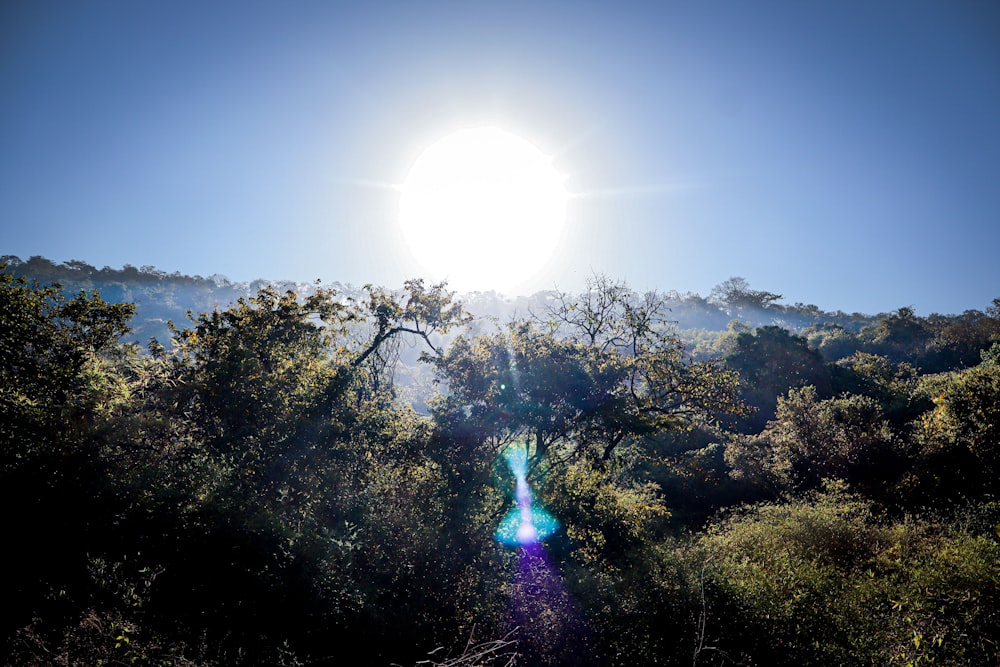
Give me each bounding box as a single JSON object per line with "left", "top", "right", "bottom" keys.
{"left": 697, "top": 485, "right": 1000, "bottom": 666}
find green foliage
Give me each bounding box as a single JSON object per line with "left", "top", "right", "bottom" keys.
{"left": 752, "top": 386, "right": 906, "bottom": 496}
{"left": 852, "top": 304, "right": 1000, "bottom": 373}
{"left": 913, "top": 360, "right": 1000, "bottom": 498}
{"left": 923, "top": 308, "right": 1000, "bottom": 371}
{"left": 637, "top": 429, "right": 758, "bottom": 527}
{"left": 982, "top": 340, "right": 1000, "bottom": 365}
{"left": 1, "top": 270, "right": 138, "bottom": 652}
{"left": 0, "top": 270, "right": 134, "bottom": 460}
{"left": 833, "top": 352, "right": 925, "bottom": 425}
{"left": 860, "top": 307, "right": 934, "bottom": 364}
{"left": 4, "top": 265, "right": 998, "bottom": 666}
{"left": 699, "top": 485, "right": 1000, "bottom": 666}
{"left": 543, "top": 457, "right": 669, "bottom": 565}
{"left": 804, "top": 321, "right": 863, "bottom": 361}
{"left": 430, "top": 276, "right": 744, "bottom": 469}
{"left": 723, "top": 325, "right": 832, "bottom": 432}
{"left": 170, "top": 286, "right": 345, "bottom": 463}
{"left": 353, "top": 278, "right": 472, "bottom": 385}
{"left": 559, "top": 539, "right": 700, "bottom": 666}
{"left": 144, "top": 282, "right": 481, "bottom": 663}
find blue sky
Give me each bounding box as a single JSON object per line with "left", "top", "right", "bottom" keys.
{"left": 2, "top": 1, "right": 998, "bottom": 315}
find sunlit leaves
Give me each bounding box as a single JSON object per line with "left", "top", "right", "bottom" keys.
{"left": 0, "top": 270, "right": 135, "bottom": 463}
{"left": 543, "top": 458, "right": 668, "bottom": 564}
{"left": 915, "top": 360, "right": 1000, "bottom": 495}
{"left": 757, "top": 386, "right": 905, "bottom": 494}
{"left": 699, "top": 485, "right": 1000, "bottom": 666}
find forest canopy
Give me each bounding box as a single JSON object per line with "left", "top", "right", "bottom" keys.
{"left": 2, "top": 257, "right": 998, "bottom": 666}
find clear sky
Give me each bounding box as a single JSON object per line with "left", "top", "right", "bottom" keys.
{"left": 2, "top": 1, "right": 998, "bottom": 315}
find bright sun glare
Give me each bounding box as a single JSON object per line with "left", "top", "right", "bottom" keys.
{"left": 398, "top": 127, "right": 568, "bottom": 293}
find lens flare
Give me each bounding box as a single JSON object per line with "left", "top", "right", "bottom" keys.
{"left": 496, "top": 445, "right": 589, "bottom": 661}
{"left": 507, "top": 542, "right": 589, "bottom": 663}
{"left": 495, "top": 443, "right": 559, "bottom": 547}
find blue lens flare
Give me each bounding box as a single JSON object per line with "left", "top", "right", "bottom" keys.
{"left": 496, "top": 446, "right": 585, "bottom": 661}
{"left": 495, "top": 505, "right": 560, "bottom": 546}
{"left": 503, "top": 443, "right": 529, "bottom": 478}
{"left": 495, "top": 443, "right": 559, "bottom": 546}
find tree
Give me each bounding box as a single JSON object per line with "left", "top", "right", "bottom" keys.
{"left": 0, "top": 269, "right": 134, "bottom": 465}
{"left": 832, "top": 352, "right": 924, "bottom": 426}
{"left": 0, "top": 270, "right": 135, "bottom": 651}
{"left": 803, "top": 322, "right": 862, "bottom": 361}
{"left": 165, "top": 280, "right": 470, "bottom": 500}
{"left": 744, "top": 386, "right": 906, "bottom": 496}
{"left": 859, "top": 306, "right": 933, "bottom": 366}
{"left": 169, "top": 286, "right": 348, "bottom": 472}
{"left": 924, "top": 308, "right": 1000, "bottom": 372}
{"left": 351, "top": 278, "right": 472, "bottom": 394}
{"left": 124, "top": 282, "right": 480, "bottom": 663}
{"left": 430, "top": 276, "right": 744, "bottom": 468}
{"left": 709, "top": 276, "right": 783, "bottom": 319}
{"left": 723, "top": 325, "right": 832, "bottom": 432}
{"left": 915, "top": 358, "right": 1000, "bottom": 497}
{"left": 986, "top": 297, "right": 1000, "bottom": 320}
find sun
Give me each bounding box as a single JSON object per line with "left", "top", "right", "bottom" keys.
{"left": 398, "top": 127, "right": 568, "bottom": 293}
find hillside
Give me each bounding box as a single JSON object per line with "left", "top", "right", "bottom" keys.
{"left": 2, "top": 256, "right": 999, "bottom": 665}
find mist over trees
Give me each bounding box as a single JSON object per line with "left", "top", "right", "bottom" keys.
{"left": 2, "top": 256, "right": 998, "bottom": 666}
{"left": 0, "top": 255, "right": 880, "bottom": 343}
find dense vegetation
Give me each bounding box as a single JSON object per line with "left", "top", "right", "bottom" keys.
{"left": 2, "top": 258, "right": 998, "bottom": 666}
